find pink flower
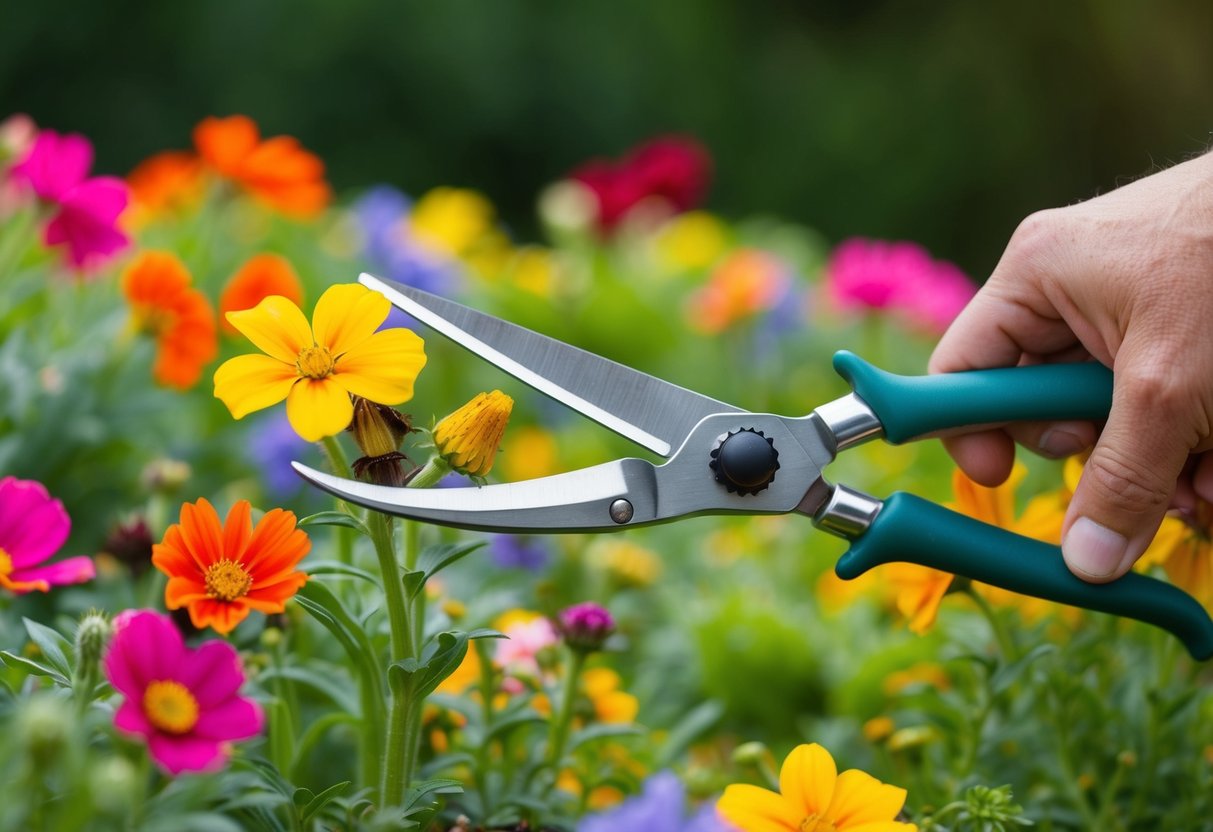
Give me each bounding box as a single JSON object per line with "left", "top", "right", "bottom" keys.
{"left": 569, "top": 135, "right": 711, "bottom": 234}
{"left": 824, "top": 238, "right": 976, "bottom": 334}
{"left": 495, "top": 616, "right": 558, "bottom": 677}
{"left": 7, "top": 128, "right": 130, "bottom": 271}
{"left": 103, "top": 610, "right": 263, "bottom": 775}
{"left": 0, "top": 477, "right": 95, "bottom": 594}
{"left": 556, "top": 602, "right": 616, "bottom": 654}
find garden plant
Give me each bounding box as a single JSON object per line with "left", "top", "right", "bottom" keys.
{"left": 0, "top": 113, "right": 1211, "bottom": 831}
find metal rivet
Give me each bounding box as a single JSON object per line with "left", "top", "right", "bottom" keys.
{"left": 609, "top": 498, "right": 634, "bottom": 524}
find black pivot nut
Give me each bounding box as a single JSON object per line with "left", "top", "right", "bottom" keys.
{"left": 709, "top": 428, "right": 780, "bottom": 496}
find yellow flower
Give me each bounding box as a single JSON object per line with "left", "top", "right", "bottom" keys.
{"left": 594, "top": 539, "right": 661, "bottom": 587}
{"left": 718, "top": 743, "right": 916, "bottom": 832}
{"left": 501, "top": 426, "right": 560, "bottom": 482}
{"left": 214, "top": 284, "right": 426, "bottom": 442}
{"left": 655, "top": 211, "right": 728, "bottom": 271}
{"left": 408, "top": 187, "right": 496, "bottom": 258}
{"left": 432, "top": 390, "right": 514, "bottom": 477}
{"left": 1134, "top": 502, "right": 1213, "bottom": 610}
{"left": 863, "top": 716, "right": 896, "bottom": 743}
{"left": 582, "top": 667, "right": 638, "bottom": 724}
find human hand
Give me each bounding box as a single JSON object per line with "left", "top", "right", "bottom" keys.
{"left": 929, "top": 151, "right": 1213, "bottom": 583}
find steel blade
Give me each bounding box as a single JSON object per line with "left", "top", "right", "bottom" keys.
{"left": 360, "top": 273, "right": 742, "bottom": 456}
{"left": 292, "top": 460, "right": 659, "bottom": 533}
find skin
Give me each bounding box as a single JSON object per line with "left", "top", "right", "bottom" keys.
{"left": 930, "top": 150, "right": 1213, "bottom": 583}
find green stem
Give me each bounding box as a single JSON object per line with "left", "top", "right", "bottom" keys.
{"left": 320, "top": 436, "right": 356, "bottom": 565}
{"left": 0, "top": 203, "right": 38, "bottom": 280}
{"left": 544, "top": 649, "right": 587, "bottom": 777}
{"left": 964, "top": 585, "right": 1019, "bottom": 662}
{"left": 408, "top": 455, "right": 452, "bottom": 489}
{"left": 474, "top": 639, "right": 497, "bottom": 817}
{"left": 370, "top": 508, "right": 416, "bottom": 806}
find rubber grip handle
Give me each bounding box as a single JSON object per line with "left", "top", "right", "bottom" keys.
{"left": 832, "top": 351, "right": 1113, "bottom": 444}
{"left": 835, "top": 492, "right": 1213, "bottom": 660}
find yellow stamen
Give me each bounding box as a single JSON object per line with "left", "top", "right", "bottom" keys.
{"left": 432, "top": 390, "right": 514, "bottom": 477}
{"left": 296, "top": 345, "right": 335, "bottom": 379}
{"left": 204, "top": 559, "right": 253, "bottom": 602}
{"left": 143, "top": 680, "right": 200, "bottom": 734}
{"left": 801, "top": 815, "right": 837, "bottom": 832}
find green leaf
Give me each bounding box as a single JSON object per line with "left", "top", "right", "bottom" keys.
{"left": 257, "top": 664, "right": 360, "bottom": 716}
{"left": 990, "top": 644, "right": 1057, "bottom": 696}
{"left": 401, "top": 777, "right": 464, "bottom": 812}
{"left": 402, "top": 568, "right": 427, "bottom": 599}
{"left": 0, "top": 651, "right": 69, "bottom": 686}
{"left": 416, "top": 541, "right": 486, "bottom": 580}
{"left": 656, "top": 699, "right": 724, "bottom": 767}
{"left": 484, "top": 710, "right": 548, "bottom": 744}
{"left": 299, "top": 511, "right": 368, "bottom": 534}
{"left": 389, "top": 631, "right": 469, "bottom": 700}
{"left": 267, "top": 698, "right": 294, "bottom": 774}
{"left": 306, "top": 560, "right": 381, "bottom": 585}
{"left": 297, "top": 781, "right": 351, "bottom": 824}
{"left": 466, "top": 627, "right": 507, "bottom": 641}
{"left": 23, "top": 617, "right": 72, "bottom": 678}
{"left": 568, "top": 722, "right": 643, "bottom": 752}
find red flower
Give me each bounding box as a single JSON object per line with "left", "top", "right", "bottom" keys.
{"left": 569, "top": 135, "right": 711, "bottom": 234}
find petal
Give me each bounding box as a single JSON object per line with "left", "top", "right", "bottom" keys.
{"left": 223, "top": 500, "right": 254, "bottom": 563}
{"left": 164, "top": 576, "right": 209, "bottom": 608}
{"left": 104, "top": 611, "right": 185, "bottom": 691}
{"left": 176, "top": 640, "right": 246, "bottom": 707}
{"left": 717, "top": 784, "right": 801, "bottom": 832}
{"left": 194, "top": 115, "right": 259, "bottom": 176}
{"left": 152, "top": 525, "right": 204, "bottom": 577}
{"left": 242, "top": 507, "right": 310, "bottom": 575}
{"left": 227, "top": 295, "right": 313, "bottom": 364}
{"left": 214, "top": 353, "right": 297, "bottom": 420}
{"left": 825, "top": 769, "right": 907, "bottom": 827}
{"left": 0, "top": 478, "right": 70, "bottom": 567}
{"left": 148, "top": 733, "right": 227, "bottom": 775}
{"left": 11, "top": 556, "right": 95, "bottom": 588}
{"left": 113, "top": 699, "right": 153, "bottom": 738}
{"left": 849, "top": 824, "right": 918, "bottom": 832}
{"left": 187, "top": 598, "right": 249, "bottom": 636}
{"left": 332, "top": 327, "right": 427, "bottom": 405}
{"left": 176, "top": 499, "right": 225, "bottom": 568}
{"left": 312, "top": 283, "right": 392, "bottom": 357}
{"left": 780, "top": 743, "right": 837, "bottom": 818}
{"left": 285, "top": 378, "right": 353, "bottom": 442}
{"left": 193, "top": 695, "right": 263, "bottom": 741}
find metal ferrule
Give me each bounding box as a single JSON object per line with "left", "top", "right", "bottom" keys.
{"left": 813, "top": 484, "right": 883, "bottom": 540}
{"left": 813, "top": 393, "right": 883, "bottom": 452}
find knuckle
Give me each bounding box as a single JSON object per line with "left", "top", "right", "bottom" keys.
{"left": 1007, "top": 209, "right": 1063, "bottom": 263}
{"left": 1082, "top": 446, "right": 1171, "bottom": 515}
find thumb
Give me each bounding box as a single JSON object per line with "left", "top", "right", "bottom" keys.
{"left": 1062, "top": 361, "right": 1190, "bottom": 583}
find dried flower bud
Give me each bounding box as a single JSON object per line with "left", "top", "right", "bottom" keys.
{"left": 102, "top": 516, "right": 154, "bottom": 576}
{"left": 432, "top": 390, "right": 513, "bottom": 478}
{"left": 349, "top": 397, "right": 414, "bottom": 486}
{"left": 556, "top": 602, "right": 615, "bottom": 654}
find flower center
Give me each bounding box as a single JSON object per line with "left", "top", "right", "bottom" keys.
{"left": 296, "top": 345, "right": 335, "bottom": 379}
{"left": 801, "top": 815, "right": 837, "bottom": 832}
{"left": 143, "top": 680, "right": 199, "bottom": 734}
{"left": 0, "top": 548, "right": 11, "bottom": 577}
{"left": 204, "top": 559, "right": 253, "bottom": 601}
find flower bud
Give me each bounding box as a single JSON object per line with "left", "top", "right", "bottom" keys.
{"left": 431, "top": 390, "right": 513, "bottom": 478}
{"left": 18, "top": 694, "right": 70, "bottom": 766}
{"left": 102, "top": 516, "right": 154, "bottom": 576}
{"left": 90, "top": 755, "right": 139, "bottom": 816}
{"left": 141, "top": 458, "right": 191, "bottom": 494}
{"left": 349, "top": 397, "right": 413, "bottom": 486}
{"left": 74, "top": 610, "right": 112, "bottom": 671}
{"left": 731, "top": 741, "right": 770, "bottom": 766}
{"left": 556, "top": 602, "right": 615, "bottom": 654}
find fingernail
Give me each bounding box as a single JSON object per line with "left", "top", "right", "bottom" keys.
{"left": 1062, "top": 517, "right": 1131, "bottom": 579}
{"left": 1039, "top": 428, "right": 1088, "bottom": 459}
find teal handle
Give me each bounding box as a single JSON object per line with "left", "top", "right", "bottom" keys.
{"left": 833, "top": 351, "right": 1113, "bottom": 444}
{"left": 835, "top": 493, "right": 1213, "bottom": 660}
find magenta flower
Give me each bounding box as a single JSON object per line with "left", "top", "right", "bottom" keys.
{"left": 7, "top": 128, "right": 130, "bottom": 271}
{"left": 0, "top": 477, "right": 94, "bottom": 594}
{"left": 824, "top": 238, "right": 976, "bottom": 334}
{"left": 103, "top": 610, "right": 263, "bottom": 775}
{"left": 556, "top": 602, "right": 616, "bottom": 654}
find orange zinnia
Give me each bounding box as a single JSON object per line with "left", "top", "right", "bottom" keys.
{"left": 219, "top": 254, "right": 305, "bottom": 335}
{"left": 122, "top": 251, "right": 218, "bottom": 390}
{"left": 126, "top": 151, "right": 203, "bottom": 221}
{"left": 152, "top": 498, "right": 310, "bottom": 635}
{"left": 193, "top": 115, "right": 330, "bottom": 217}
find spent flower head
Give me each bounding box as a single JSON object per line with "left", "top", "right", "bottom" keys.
{"left": 350, "top": 397, "right": 414, "bottom": 486}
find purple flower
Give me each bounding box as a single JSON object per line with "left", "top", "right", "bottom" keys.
{"left": 579, "top": 771, "right": 735, "bottom": 832}
{"left": 489, "top": 535, "right": 552, "bottom": 571}
{"left": 354, "top": 185, "right": 462, "bottom": 296}
{"left": 557, "top": 601, "right": 615, "bottom": 653}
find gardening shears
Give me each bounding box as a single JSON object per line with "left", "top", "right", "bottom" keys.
{"left": 293, "top": 274, "right": 1213, "bottom": 661}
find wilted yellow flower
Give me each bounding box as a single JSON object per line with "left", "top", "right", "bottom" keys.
{"left": 432, "top": 390, "right": 514, "bottom": 477}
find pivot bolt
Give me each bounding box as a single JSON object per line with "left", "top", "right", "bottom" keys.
{"left": 709, "top": 428, "right": 780, "bottom": 496}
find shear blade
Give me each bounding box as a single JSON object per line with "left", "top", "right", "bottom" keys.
{"left": 360, "top": 273, "right": 742, "bottom": 457}
{"left": 292, "top": 459, "right": 659, "bottom": 533}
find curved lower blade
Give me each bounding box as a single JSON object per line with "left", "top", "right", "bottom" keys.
{"left": 293, "top": 459, "right": 659, "bottom": 533}
{"left": 360, "top": 273, "right": 742, "bottom": 457}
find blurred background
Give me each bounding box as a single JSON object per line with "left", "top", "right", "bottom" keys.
{"left": 2, "top": 0, "right": 1210, "bottom": 279}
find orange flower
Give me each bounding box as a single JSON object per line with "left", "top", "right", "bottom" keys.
{"left": 122, "top": 252, "right": 218, "bottom": 390}
{"left": 152, "top": 498, "right": 310, "bottom": 635}
{"left": 219, "top": 254, "right": 304, "bottom": 335}
{"left": 126, "top": 151, "right": 203, "bottom": 220}
{"left": 193, "top": 115, "right": 330, "bottom": 217}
